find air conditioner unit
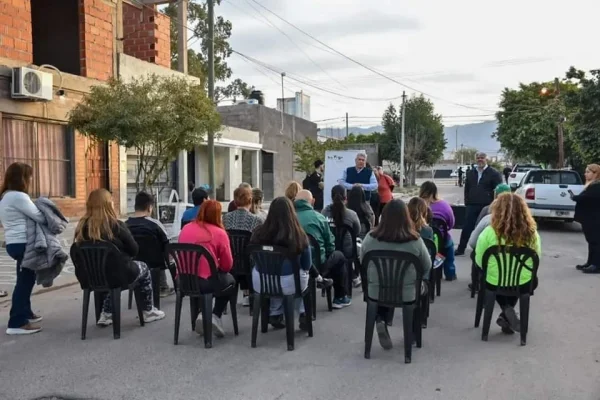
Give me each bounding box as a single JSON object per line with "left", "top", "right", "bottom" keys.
{"left": 11, "top": 67, "right": 53, "bottom": 101}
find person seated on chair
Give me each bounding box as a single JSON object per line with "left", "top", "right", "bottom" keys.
{"left": 178, "top": 200, "right": 234, "bottom": 338}
{"left": 475, "top": 193, "right": 541, "bottom": 335}
{"left": 228, "top": 182, "right": 251, "bottom": 212}
{"left": 322, "top": 185, "right": 362, "bottom": 294}
{"left": 359, "top": 199, "right": 432, "bottom": 350}
{"left": 469, "top": 184, "right": 513, "bottom": 251}
{"left": 250, "top": 187, "right": 268, "bottom": 220}
{"left": 347, "top": 186, "right": 375, "bottom": 239}
{"left": 250, "top": 197, "right": 312, "bottom": 330}
{"left": 284, "top": 181, "right": 303, "bottom": 202}
{"left": 181, "top": 187, "right": 210, "bottom": 225}
{"left": 408, "top": 197, "right": 433, "bottom": 241}
{"left": 126, "top": 191, "right": 174, "bottom": 299}
{"left": 74, "top": 189, "right": 165, "bottom": 327}
{"left": 419, "top": 181, "right": 456, "bottom": 281}
{"left": 223, "top": 185, "right": 264, "bottom": 307}
{"left": 294, "top": 190, "right": 348, "bottom": 303}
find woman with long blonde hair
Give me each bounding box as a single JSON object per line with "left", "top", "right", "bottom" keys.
{"left": 284, "top": 181, "right": 302, "bottom": 202}
{"left": 74, "top": 189, "right": 165, "bottom": 326}
{"left": 475, "top": 193, "right": 541, "bottom": 334}
{"left": 571, "top": 163, "right": 600, "bottom": 273}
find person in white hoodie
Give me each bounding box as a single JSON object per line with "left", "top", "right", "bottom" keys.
{"left": 0, "top": 163, "right": 46, "bottom": 335}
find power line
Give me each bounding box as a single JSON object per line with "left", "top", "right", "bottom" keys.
{"left": 247, "top": 0, "right": 499, "bottom": 113}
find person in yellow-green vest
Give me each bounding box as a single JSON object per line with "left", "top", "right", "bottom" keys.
{"left": 475, "top": 193, "right": 541, "bottom": 334}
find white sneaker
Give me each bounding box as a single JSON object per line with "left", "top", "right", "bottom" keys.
{"left": 143, "top": 307, "right": 165, "bottom": 323}
{"left": 242, "top": 296, "right": 250, "bottom": 307}
{"left": 353, "top": 277, "right": 362, "bottom": 288}
{"left": 97, "top": 312, "right": 113, "bottom": 326}
{"left": 212, "top": 315, "right": 225, "bottom": 338}
{"left": 6, "top": 323, "right": 42, "bottom": 335}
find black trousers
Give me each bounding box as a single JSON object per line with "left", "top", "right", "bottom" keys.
{"left": 322, "top": 251, "right": 348, "bottom": 299}
{"left": 458, "top": 205, "right": 485, "bottom": 251}
{"left": 582, "top": 221, "right": 600, "bottom": 266}
{"left": 485, "top": 277, "right": 538, "bottom": 309}
{"left": 198, "top": 272, "right": 235, "bottom": 317}
{"left": 375, "top": 202, "right": 388, "bottom": 226}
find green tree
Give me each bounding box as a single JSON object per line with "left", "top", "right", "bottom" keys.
{"left": 69, "top": 74, "right": 221, "bottom": 192}
{"left": 163, "top": 1, "right": 252, "bottom": 103}
{"left": 382, "top": 96, "right": 446, "bottom": 185}
{"left": 494, "top": 79, "right": 579, "bottom": 166}
{"left": 454, "top": 146, "right": 479, "bottom": 164}
{"left": 293, "top": 138, "right": 344, "bottom": 175}
{"left": 564, "top": 67, "right": 600, "bottom": 165}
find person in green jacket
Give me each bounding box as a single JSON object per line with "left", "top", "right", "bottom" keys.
{"left": 360, "top": 198, "right": 432, "bottom": 350}
{"left": 294, "top": 190, "right": 350, "bottom": 309}
{"left": 475, "top": 193, "right": 541, "bottom": 334}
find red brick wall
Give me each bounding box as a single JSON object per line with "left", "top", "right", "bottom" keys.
{"left": 123, "top": 3, "right": 170, "bottom": 68}
{"left": 79, "top": 0, "right": 113, "bottom": 81}
{"left": 0, "top": 0, "right": 32, "bottom": 63}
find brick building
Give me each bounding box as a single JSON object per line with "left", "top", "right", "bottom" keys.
{"left": 0, "top": 0, "right": 171, "bottom": 217}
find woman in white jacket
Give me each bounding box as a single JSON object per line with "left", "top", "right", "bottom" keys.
{"left": 0, "top": 163, "right": 46, "bottom": 335}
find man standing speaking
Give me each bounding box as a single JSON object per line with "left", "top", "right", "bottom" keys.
{"left": 338, "top": 152, "right": 378, "bottom": 201}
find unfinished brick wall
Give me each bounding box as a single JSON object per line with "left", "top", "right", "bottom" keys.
{"left": 79, "top": 0, "right": 113, "bottom": 81}
{"left": 0, "top": 0, "right": 33, "bottom": 63}
{"left": 123, "top": 3, "right": 171, "bottom": 68}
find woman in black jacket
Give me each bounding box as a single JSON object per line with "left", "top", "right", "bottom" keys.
{"left": 571, "top": 164, "right": 600, "bottom": 273}
{"left": 74, "top": 189, "right": 166, "bottom": 325}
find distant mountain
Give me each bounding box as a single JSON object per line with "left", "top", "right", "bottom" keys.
{"left": 319, "top": 121, "right": 500, "bottom": 158}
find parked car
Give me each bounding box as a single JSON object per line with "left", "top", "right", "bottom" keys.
{"left": 512, "top": 169, "right": 584, "bottom": 222}
{"left": 508, "top": 163, "right": 543, "bottom": 188}
{"left": 450, "top": 165, "right": 472, "bottom": 178}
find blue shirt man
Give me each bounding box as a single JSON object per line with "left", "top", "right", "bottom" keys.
{"left": 181, "top": 187, "right": 210, "bottom": 224}
{"left": 338, "top": 152, "right": 378, "bottom": 200}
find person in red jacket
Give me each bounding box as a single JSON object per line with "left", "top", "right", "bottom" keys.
{"left": 374, "top": 166, "right": 395, "bottom": 225}
{"left": 178, "top": 200, "right": 235, "bottom": 338}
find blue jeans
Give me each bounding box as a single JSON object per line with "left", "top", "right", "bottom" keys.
{"left": 6, "top": 243, "right": 36, "bottom": 328}
{"left": 443, "top": 238, "right": 456, "bottom": 279}
{"left": 252, "top": 269, "right": 309, "bottom": 316}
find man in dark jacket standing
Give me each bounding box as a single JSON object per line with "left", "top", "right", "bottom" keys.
{"left": 304, "top": 160, "right": 325, "bottom": 211}
{"left": 456, "top": 152, "right": 502, "bottom": 255}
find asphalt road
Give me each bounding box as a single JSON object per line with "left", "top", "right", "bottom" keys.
{"left": 0, "top": 184, "right": 599, "bottom": 400}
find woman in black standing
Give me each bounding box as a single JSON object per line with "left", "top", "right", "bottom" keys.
{"left": 571, "top": 164, "right": 600, "bottom": 273}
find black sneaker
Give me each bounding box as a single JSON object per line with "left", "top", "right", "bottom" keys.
{"left": 445, "top": 275, "right": 457, "bottom": 282}
{"left": 317, "top": 278, "right": 333, "bottom": 289}
{"left": 455, "top": 249, "right": 465, "bottom": 256}
{"left": 299, "top": 313, "right": 308, "bottom": 331}
{"left": 269, "top": 315, "right": 285, "bottom": 330}
{"left": 376, "top": 320, "right": 393, "bottom": 350}
{"left": 576, "top": 263, "right": 590, "bottom": 270}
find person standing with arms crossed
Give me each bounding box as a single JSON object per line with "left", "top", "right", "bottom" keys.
{"left": 456, "top": 152, "right": 502, "bottom": 256}
{"left": 338, "top": 152, "right": 378, "bottom": 202}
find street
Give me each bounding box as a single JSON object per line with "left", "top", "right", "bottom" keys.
{"left": 0, "top": 184, "right": 598, "bottom": 400}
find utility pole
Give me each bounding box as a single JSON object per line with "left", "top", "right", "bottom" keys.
{"left": 399, "top": 91, "right": 406, "bottom": 188}
{"left": 460, "top": 143, "right": 464, "bottom": 165}
{"left": 207, "top": 0, "right": 216, "bottom": 195}
{"left": 280, "top": 72, "right": 286, "bottom": 133}
{"left": 555, "top": 77, "right": 565, "bottom": 168}
{"left": 177, "top": 0, "right": 189, "bottom": 203}
{"left": 345, "top": 112, "right": 349, "bottom": 137}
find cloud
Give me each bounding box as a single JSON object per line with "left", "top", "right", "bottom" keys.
{"left": 416, "top": 72, "right": 478, "bottom": 84}
{"left": 228, "top": 11, "right": 420, "bottom": 57}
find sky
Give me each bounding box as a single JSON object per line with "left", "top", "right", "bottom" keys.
{"left": 194, "top": 0, "right": 600, "bottom": 129}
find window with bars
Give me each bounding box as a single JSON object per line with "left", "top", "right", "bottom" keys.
{"left": 1, "top": 118, "right": 75, "bottom": 198}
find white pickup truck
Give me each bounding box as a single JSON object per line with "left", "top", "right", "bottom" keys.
{"left": 512, "top": 169, "right": 584, "bottom": 222}
{"left": 507, "top": 163, "right": 543, "bottom": 188}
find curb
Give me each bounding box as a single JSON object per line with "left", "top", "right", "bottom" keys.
{"left": 0, "top": 280, "right": 80, "bottom": 307}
